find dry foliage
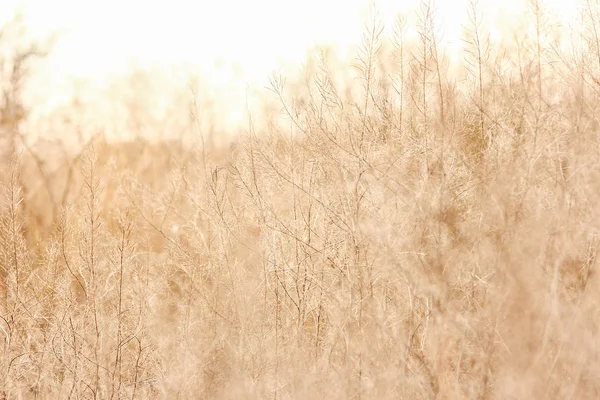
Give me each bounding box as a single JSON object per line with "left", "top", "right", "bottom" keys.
{"left": 2, "top": 1, "right": 600, "bottom": 399}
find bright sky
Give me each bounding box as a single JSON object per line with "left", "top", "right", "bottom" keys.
{"left": 0, "top": 0, "right": 582, "bottom": 137}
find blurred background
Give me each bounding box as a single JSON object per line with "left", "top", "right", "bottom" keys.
{"left": 0, "top": 0, "right": 580, "bottom": 143}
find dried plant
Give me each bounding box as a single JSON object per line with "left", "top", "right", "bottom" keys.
{"left": 1, "top": 1, "right": 600, "bottom": 399}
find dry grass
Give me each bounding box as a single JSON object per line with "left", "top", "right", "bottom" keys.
{"left": 2, "top": 1, "right": 600, "bottom": 398}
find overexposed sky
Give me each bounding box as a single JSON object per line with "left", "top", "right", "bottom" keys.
{"left": 0, "top": 0, "right": 582, "bottom": 136}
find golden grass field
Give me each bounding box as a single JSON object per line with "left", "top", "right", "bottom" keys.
{"left": 1, "top": 1, "right": 600, "bottom": 398}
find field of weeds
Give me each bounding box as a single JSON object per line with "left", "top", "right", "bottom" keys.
{"left": 1, "top": 1, "right": 600, "bottom": 398}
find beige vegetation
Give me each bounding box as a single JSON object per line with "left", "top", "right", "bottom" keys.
{"left": 2, "top": 0, "right": 600, "bottom": 398}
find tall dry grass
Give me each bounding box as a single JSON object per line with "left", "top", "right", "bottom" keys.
{"left": 2, "top": 1, "right": 600, "bottom": 398}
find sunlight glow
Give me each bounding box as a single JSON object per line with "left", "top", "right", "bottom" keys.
{"left": 1, "top": 0, "right": 584, "bottom": 136}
